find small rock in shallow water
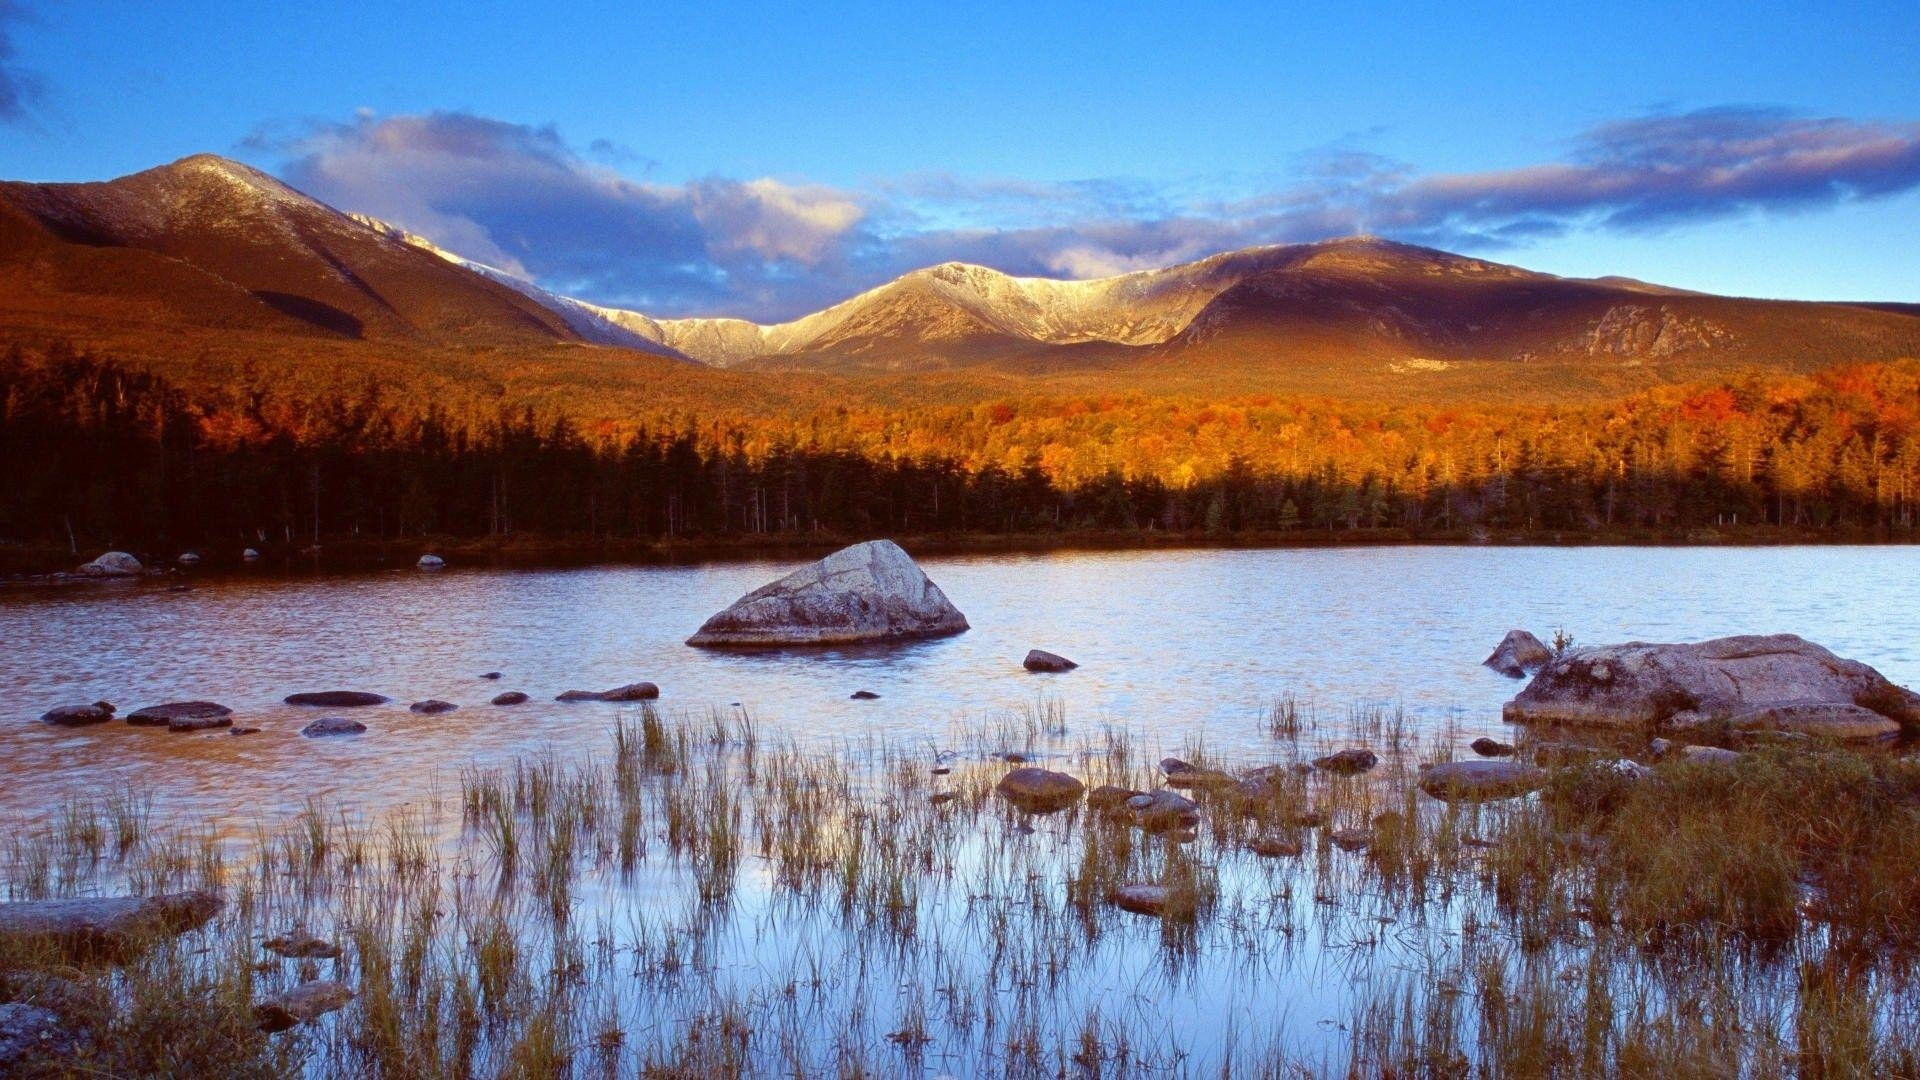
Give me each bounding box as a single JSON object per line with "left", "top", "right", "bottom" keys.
{"left": 1470, "top": 737, "right": 1515, "bottom": 757}
{"left": 479, "top": 672, "right": 502, "bottom": 680}
{"left": 849, "top": 690, "right": 880, "bottom": 700}
{"left": 254, "top": 980, "right": 354, "bottom": 1032}
{"left": 1249, "top": 835, "right": 1304, "bottom": 858}
{"left": 555, "top": 683, "right": 658, "bottom": 702}
{"left": 1159, "top": 757, "right": 1236, "bottom": 790}
{"left": 231, "top": 727, "right": 261, "bottom": 737}
{"left": 1483, "top": 630, "right": 1553, "bottom": 678}
{"left": 490, "top": 692, "right": 529, "bottom": 706}
{"left": 40, "top": 703, "right": 112, "bottom": 726}
{"left": 1417, "top": 760, "right": 1547, "bottom": 803}
{"left": 1125, "top": 790, "right": 1201, "bottom": 832}
{"left": 1023, "top": 649, "right": 1077, "bottom": 672}
{"left": 301, "top": 717, "right": 366, "bottom": 738}
{"left": 285, "top": 691, "right": 389, "bottom": 708}
{"left": 75, "top": 551, "right": 142, "bottom": 577}
{"left": 1086, "top": 785, "right": 1143, "bottom": 814}
{"left": 1313, "top": 748, "right": 1379, "bottom": 776}
{"left": 128, "top": 701, "right": 234, "bottom": 732}
{"left": 409, "top": 700, "right": 458, "bottom": 715}
{"left": 995, "top": 767, "right": 1085, "bottom": 813}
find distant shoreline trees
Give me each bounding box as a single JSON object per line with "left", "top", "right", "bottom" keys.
{"left": 3, "top": 345, "right": 1917, "bottom": 559}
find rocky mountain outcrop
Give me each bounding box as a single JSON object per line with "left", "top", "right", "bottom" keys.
{"left": 687, "top": 540, "right": 968, "bottom": 646}
{"left": 1503, "top": 634, "right": 1920, "bottom": 739}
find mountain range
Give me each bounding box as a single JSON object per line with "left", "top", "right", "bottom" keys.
{"left": 2, "top": 154, "right": 1916, "bottom": 409}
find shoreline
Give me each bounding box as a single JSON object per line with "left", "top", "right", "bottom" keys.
{"left": 4, "top": 523, "right": 1917, "bottom": 581}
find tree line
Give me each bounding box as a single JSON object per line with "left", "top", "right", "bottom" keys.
{"left": 3, "top": 346, "right": 1918, "bottom": 561}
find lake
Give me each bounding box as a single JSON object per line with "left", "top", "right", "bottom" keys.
{"left": 3, "top": 544, "right": 1915, "bottom": 826}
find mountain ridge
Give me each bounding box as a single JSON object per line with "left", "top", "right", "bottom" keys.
{"left": 2, "top": 154, "right": 1917, "bottom": 403}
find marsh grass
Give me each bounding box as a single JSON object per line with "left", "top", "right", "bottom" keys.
{"left": 4, "top": 702, "right": 1920, "bottom": 1076}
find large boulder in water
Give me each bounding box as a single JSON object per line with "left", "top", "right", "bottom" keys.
{"left": 1504, "top": 634, "right": 1920, "bottom": 740}
{"left": 687, "top": 540, "right": 968, "bottom": 647}
{"left": 1483, "top": 630, "right": 1553, "bottom": 678}
{"left": 75, "top": 551, "right": 142, "bottom": 577}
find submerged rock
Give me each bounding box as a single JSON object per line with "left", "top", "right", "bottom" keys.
{"left": 264, "top": 933, "right": 342, "bottom": 960}
{"left": 850, "top": 690, "right": 881, "bottom": 700}
{"left": 300, "top": 717, "right": 366, "bottom": 738}
{"left": 1248, "top": 835, "right": 1304, "bottom": 858}
{"left": 686, "top": 539, "right": 968, "bottom": 647}
{"left": 75, "top": 551, "right": 142, "bottom": 577}
{"left": 1503, "top": 634, "right": 1920, "bottom": 739}
{"left": 1469, "top": 736, "right": 1515, "bottom": 757}
{"left": 994, "top": 767, "right": 1085, "bottom": 813}
{"left": 40, "top": 703, "right": 113, "bottom": 727}
{"left": 1417, "top": 760, "right": 1547, "bottom": 803}
{"left": 409, "top": 700, "right": 458, "bottom": 715}
{"left": 1233, "top": 764, "right": 1304, "bottom": 802}
{"left": 1330, "top": 828, "right": 1373, "bottom": 852}
{"left": 479, "top": 672, "right": 502, "bottom": 680}
{"left": 127, "top": 701, "right": 233, "bottom": 732}
{"left": 1484, "top": 629, "right": 1554, "bottom": 678}
{"left": 285, "top": 691, "right": 389, "bottom": 708}
{"left": 1312, "top": 748, "right": 1379, "bottom": 775}
{"left": 1023, "top": 649, "right": 1077, "bottom": 672}
{"left": 0, "top": 891, "right": 221, "bottom": 962}
{"left": 555, "top": 682, "right": 659, "bottom": 703}
{"left": 1109, "top": 884, "right": 1170, "bottom": 916}
{"left": 254, "top": 980, "right": 354, "bottom": 1032}
{"left": 490, "top": 691, "right": 529, "bottom": 706}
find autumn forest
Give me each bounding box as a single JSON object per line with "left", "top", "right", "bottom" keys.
{"left": 4, "top": 345, "right": 1919, "bottom": 569}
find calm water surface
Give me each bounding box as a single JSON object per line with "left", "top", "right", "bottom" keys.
{"left": 2, "top": 545, "right": 1915, "bottom": 826}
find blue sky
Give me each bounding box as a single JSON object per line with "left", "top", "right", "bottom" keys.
{"left": 1, "top": 0, "right": 1916, "bottom": 319}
